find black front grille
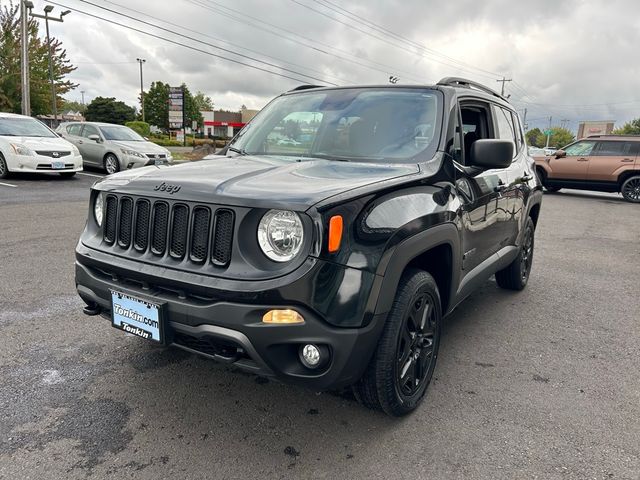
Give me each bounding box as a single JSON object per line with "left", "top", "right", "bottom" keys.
{"left": 212, "top": 209, "right": 234, "bottom": 266}
{"left": 134, "top": 200, "right": 150, "bottom": 251}
{"left": 102, "top": 196, "right": 234, "bottom": 268}
{"left": 35, "top": 151, "right": 71, "bottom": 158}
{"left": 104, "top": 196, "right": 118, "bottom": 244}
{"left": 170, "top": 205, "right": 189, "bottom": 259}
{"left": 117, "top": 197, "right": 133, "bottom": 248}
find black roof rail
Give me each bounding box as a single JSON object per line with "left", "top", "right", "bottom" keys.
{"left": 586, "top": 134, "right": 640, "bottom": 138}
{"left": 288, "top": 84, "right": 325, "bottom": 92}
{"left": 437, "top": 77, "right": 507, "bottom": 101}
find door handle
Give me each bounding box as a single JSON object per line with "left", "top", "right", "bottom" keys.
{"left": 78, "top": 140, "right": 83, "bottom": 144}
{"left": 621, "top": 158, "right": 634, "bottom": 163}
{"left": 577, "top": 157, "right": 589, "bottom": 162}
{"left": 521, "top": 174, "right": 533, "bottom": 182}
{"left": 494, "top": 183, "right": 507, "bottom": 193}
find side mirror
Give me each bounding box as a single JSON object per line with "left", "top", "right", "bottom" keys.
{"left": 470, "top": 139, "right": 513, "bottom": 170}
{"left": 88, "top": 134, "right": 101, "bottom": 143}
{"left": 554, "top": 150, "right": 566, "bottom": 158}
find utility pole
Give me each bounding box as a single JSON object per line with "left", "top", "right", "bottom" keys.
{"left": 21, "top": 1, "right": 34, "bottom": 116}
{"left": 545, "top": 116, "right": 553, "bottom": 148}
{"left": 30, "top": 6, "right": 70, "bottom": 125}
{"left": 80, "top": 90, "right": 85, "bottom": 106}
{"left": 496, "top": 76, "right": 512, "bottom": 96}
{"left": 560, "top": 118, "right": 570, "bottom": 130}
{"left": 136, "top": 58, "right": 146, "bottom": 122}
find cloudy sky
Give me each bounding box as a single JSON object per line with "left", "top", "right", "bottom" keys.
{"left": 24, "top": 0, "right": 640, "bottom": 131}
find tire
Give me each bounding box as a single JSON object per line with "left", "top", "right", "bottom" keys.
{"left": 104, "top": 154, "right": 120, "bottom": 175}
{"left": 536, "top": 168, "right": 560, "bottom": 192}
{"left": 620, "top": 175, "right": 640, "bottom": 203}
{"left": 0, "top": 154, "right": 9, "bottom": 179}
{"left": 353, "top": 269, "right": 442, "bottom": 416}
{"left": 59, "top": 172, "right": 76, "bottom": 178}
{"left": 496, "top": 217, "right": 535, "bottom": 291}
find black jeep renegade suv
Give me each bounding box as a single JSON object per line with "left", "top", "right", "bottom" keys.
{"left": 76, "top": 78, "right": 542, "bottom": 416}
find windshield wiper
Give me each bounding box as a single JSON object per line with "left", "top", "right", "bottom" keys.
{"left": 227, "top": 146, "right": 247, "bottom": 155}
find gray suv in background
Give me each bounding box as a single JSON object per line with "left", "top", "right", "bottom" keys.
{"left": 57, "top": 122, "right": 173, "bottom": 174}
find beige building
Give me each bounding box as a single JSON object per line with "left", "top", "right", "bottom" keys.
{"left": 577, "top": 120, "right": 615, "bottom": 139}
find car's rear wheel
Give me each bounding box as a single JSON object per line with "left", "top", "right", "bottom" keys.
{"left": 496, "top": 217, "right": 535, "bottom": 290}
{"left": 104, "top": 154, "right": 120, "bottom": 175}
{"left": 0, "top": 154, "right": 9, "bottom": 179}
{"left": 353, "top": 269, "right": 441, "bottom": 416}
{"left": 621, "top": 175, "right": 640, "bottom": 203}
{"left": 59, "top": 172, "right": 76, "bottom": 178}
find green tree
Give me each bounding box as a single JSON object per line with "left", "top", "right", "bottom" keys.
{"left": 613, "top": 118, "right": 640, "bottom": 135}
{"left": 143, "top": 81, "right": 170, "bottom": 129}
{"left": 192, "top": 91, "right": 213, "bottom": 111}
{"left": 61, "top": 99, "right": 86, "bottom": 114}
{"left": 182, "top": 84, "right": 203, "bottom": 129}
{"left": 547, "top": 127, "right": 575, "bottom": 149}
{"left": 0, "top": 3, "right": 77, "bottom": 114}
{"left": 526, "top": 127, "right": 543, "bottom": 147}
{"left": 85, "top": 96, "right": 136, "bottom": 124}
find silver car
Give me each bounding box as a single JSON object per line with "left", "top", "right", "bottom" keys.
{"left": 57, "top": 122, "right": 173, "bottom": 174}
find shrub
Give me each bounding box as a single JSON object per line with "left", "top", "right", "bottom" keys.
{"left": 125, "top": 121, "right": 151, "bottom": 137}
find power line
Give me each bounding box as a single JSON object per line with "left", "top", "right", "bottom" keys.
{"left": 100, "top": 0, "right": 351, "bottom": 86}
{"left": 73, "top": 0, "right": 338, "bottom": 86}
{"left": 47, "top": 1, "right": 323, "bottom": 85}
{"left": 308, "top": 0, "right": 503, "bottom": 79}
{"left": 189, "top": 0, "right": 430, "bottom": 83}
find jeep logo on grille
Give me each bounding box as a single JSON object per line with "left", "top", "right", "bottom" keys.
{"left": 154, "top": 182, "right": 181, "bottom": 194}
{"left": 52, "top": 151, "right": 59, "bottom": 158}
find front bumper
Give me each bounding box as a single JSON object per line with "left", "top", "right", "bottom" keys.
{"left": 6, "top": 153, "right": 83, "bottom": 173}
{"left": 75, "top": 247, "right": 385, "bottom": 390}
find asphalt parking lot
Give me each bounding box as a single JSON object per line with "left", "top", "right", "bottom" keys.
{"left": 1, "top": 171, "right": 638, "bottom": 479}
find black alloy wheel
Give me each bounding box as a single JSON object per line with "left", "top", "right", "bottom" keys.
{"left": 621, "top": 176, "right": 640, "bottom": 203}
{"left": 496, "top": 216, "right": 535, "bottom": 291}
{"left": 353, "top": 269, "right": 442, "bottom": 416}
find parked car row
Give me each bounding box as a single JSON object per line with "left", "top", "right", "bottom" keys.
{"left": 0, "top": 112, "right": 173, "bottom": 179}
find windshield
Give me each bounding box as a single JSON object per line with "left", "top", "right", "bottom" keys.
{"left": 230, "top": 88, "right": 442, "bottom": 162}
{"left": 0, "top": 117, "right": 57, "bottom": 138}
{"left": 100, "top": 125, "right": 145, "bottom": 141}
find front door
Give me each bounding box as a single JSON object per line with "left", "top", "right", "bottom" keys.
{"left": 78, "top": 124, "right": 105, "bottom": 166}
{"left": 547, "top": 140, "right": 595, "bottom": 180}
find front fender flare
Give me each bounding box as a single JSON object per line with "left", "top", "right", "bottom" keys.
{"left": 373, "top": 222, "right": 461, "bottom": 316}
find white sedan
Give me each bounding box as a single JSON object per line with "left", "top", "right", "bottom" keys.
{"left": 0, "top": 112, "right": 83, "bottom": 179}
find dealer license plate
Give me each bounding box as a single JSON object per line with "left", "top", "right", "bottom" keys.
{"left": 52, "top": 161, "right": 65, "bottom": 169}
{"left": 110, "top": 290, "right": 164, "bottom": 343}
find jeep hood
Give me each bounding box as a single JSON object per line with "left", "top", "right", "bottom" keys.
{"left": 94, "top": 155, "right": 420, "bottom": 210}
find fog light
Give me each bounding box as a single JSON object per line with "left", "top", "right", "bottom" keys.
{"left": 262, "top": 309, "right": 304, "bottom": 324}
{"left": 300, "top": 344, "right": 321, "bottom": 368}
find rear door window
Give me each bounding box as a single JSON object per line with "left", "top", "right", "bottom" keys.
{"left": 66, "top": 124, "right": 82, "bottom": 136}
{"left": 593, "top": 141, "right": 633, "bottom": 156}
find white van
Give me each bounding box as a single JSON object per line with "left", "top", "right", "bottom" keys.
{"left": 0, "top": 112, "right": 83, "bottom": 179}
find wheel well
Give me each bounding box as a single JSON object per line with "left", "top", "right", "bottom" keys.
{"left": 406, "top": 243, "right": 452, "bottom": 313}
{"left": 618, "top": 170, "right": 640, "bottom": 187}
{"left": 529, "top": 203, "right": 541, "bottom": 228}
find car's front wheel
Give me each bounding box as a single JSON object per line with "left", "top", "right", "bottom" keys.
{"left": 621, "top": 175, "right": 640, "bottom": 203}
{"left": 0, "top": 154, "right": 9, "bottom": 179}
{"left": 353, "top": 269, "right": 442, "bottom": 416}
{"left": 104, "top": 154, "right": 120, "bottom": 175}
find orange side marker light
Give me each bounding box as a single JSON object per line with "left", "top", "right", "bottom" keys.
{"left": 328, "top": 215, "right": 343, "bottom": 253}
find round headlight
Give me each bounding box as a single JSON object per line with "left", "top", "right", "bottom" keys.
{"left": 94, "top": 193, "right": 104, "bottom": 227}
{"left": 257, "top": 210, "right": 304, "bottom": 262}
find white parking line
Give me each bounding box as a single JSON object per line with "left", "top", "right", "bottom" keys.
{"left": 78, "top": 172, "right": 105, "bottom": 179}
{"left": 0, "top": 181, "right": 17, "bottom": 188}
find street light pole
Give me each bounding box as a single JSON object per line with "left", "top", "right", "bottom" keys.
{"left": 136, "top": 58, "right": 146, "bottom": 122}
{"left": 30, "top": 6, "right": 70, "bottom": 126}
{"left": 21, "top": 1, "right": 34, "bottom": 116}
